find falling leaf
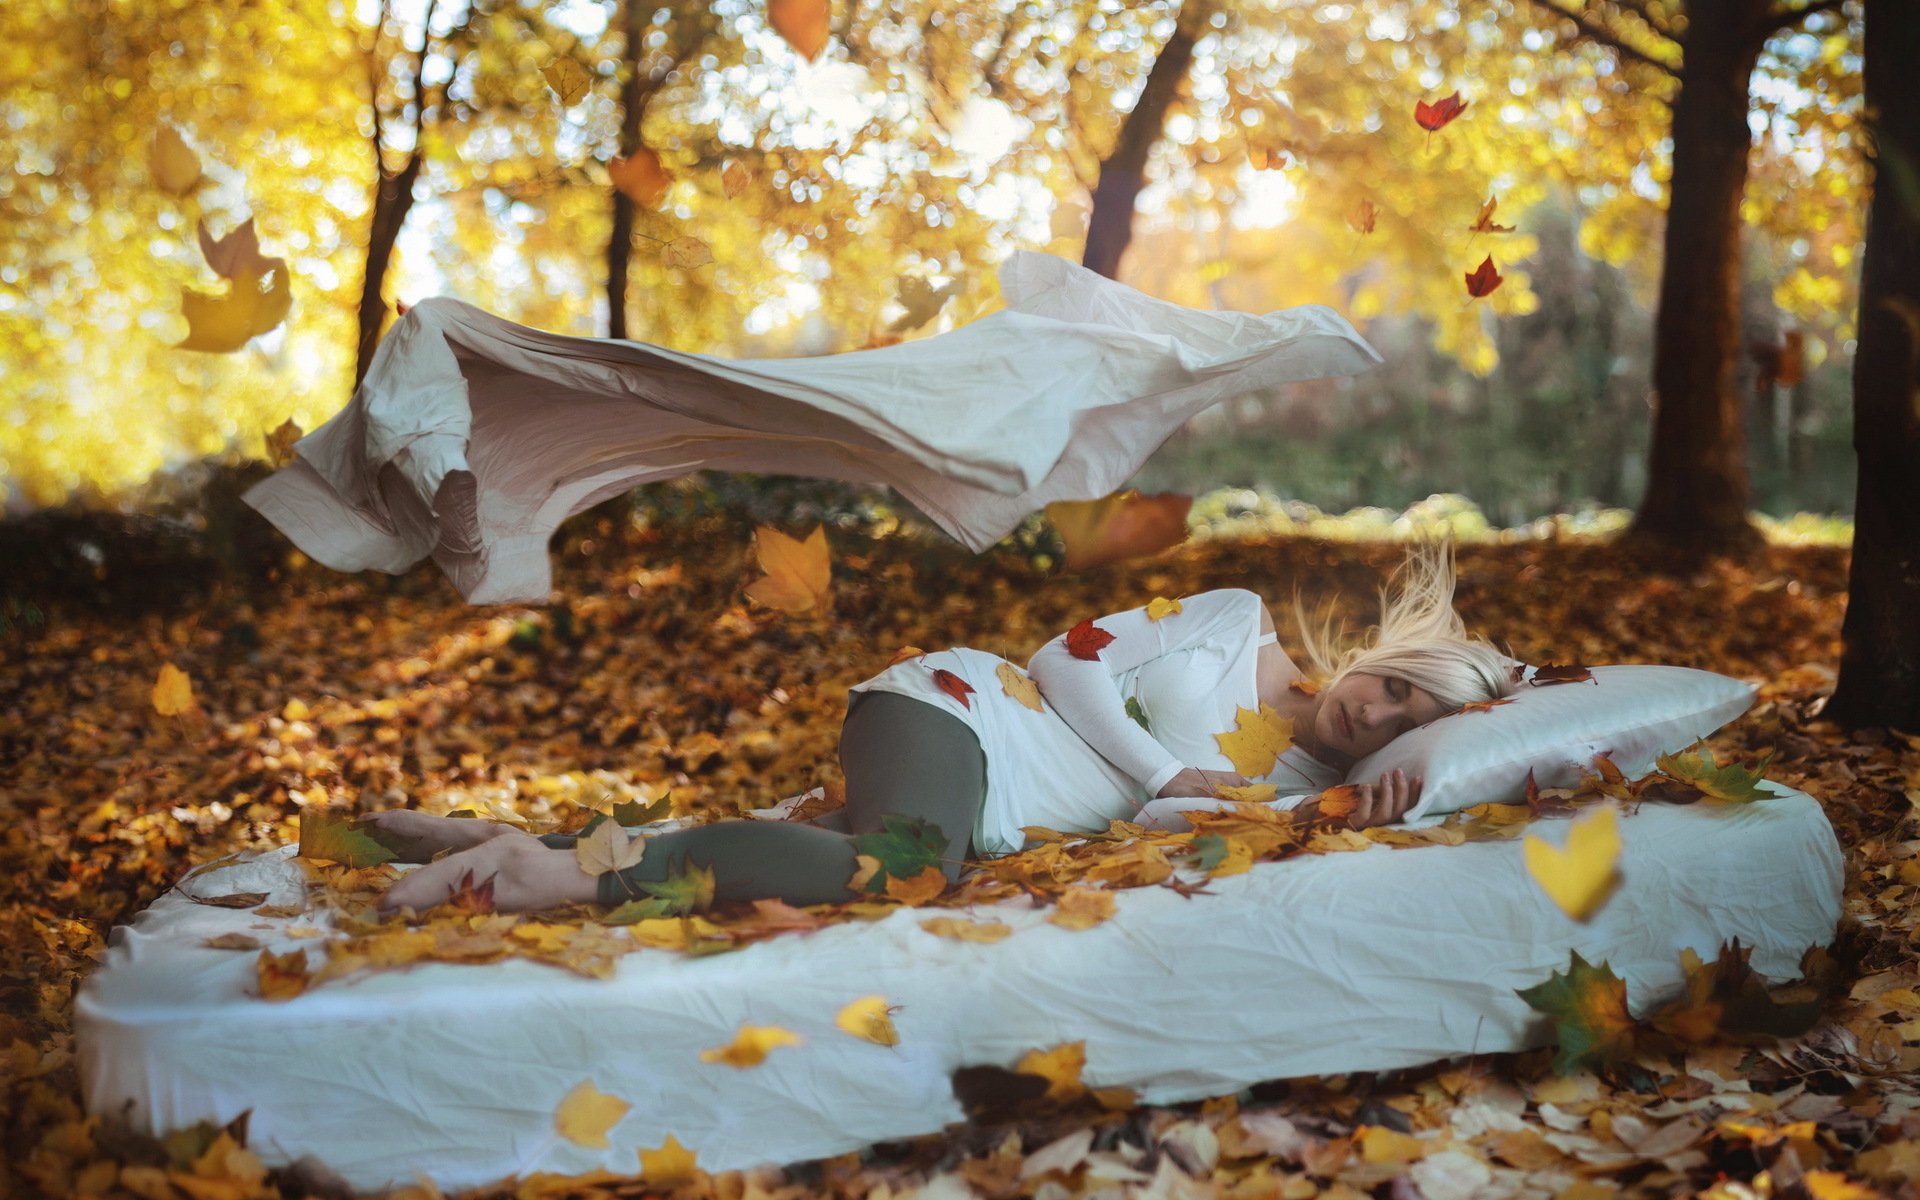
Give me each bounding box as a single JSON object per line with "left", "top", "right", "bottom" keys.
{"left": 1414, "top": 91, "right": 1469, "bottom": 131}
{"left": 575, "top": 816, "right": 647, "bottom": 877}
{"left": 1464, "top": 255, "right": 1503, "bottom": 299}
{"left": 720, "top": 159, "right": 752, "bottom": 199}
{"left": 1064, "top": 617, "right": 1117, "bottom": 661}
{"left": 930, "top": 668, "right": 975, "bottom": 710}
{"left": 1214, "top": 703, "right": 1294, "bottom": 776}
{"left": 1049, "top": 196, "right": 1089, "bottom": 240}
{"left": 1247, "top": 144, "right": 1291, "bottom": 170}
{"left": 554, "top": 1079, "right": 631, "bottom": 1149}
{"left": 743, "top": 524, "right": 830, "bottom": 612}
{"left": 637, "top": 1133, "right": 700, "bottom": 1186}
{"left": 1346, "top": 199, "right": 1378, "bottom": 234}
{"left": 609, "top": 146, "right": 671, "bottom": 208}
{"left": 1048, "top": 887, "right": 1117, "bottom": 930}
{"left": 256, "top": 948, "right": 309, "bottom": 1002}
{"left": 996, "top": 662, "right": 1044, "bottom": 712}
{"left": 1469, "top": 196, "right": 1516, "bottom": 233}
{"left": 178, "top": 263, "right": 293, "bottom": 353}
{"left": 1145, "top": 596, "right": 1183, "bottom": 621}
{"left": 836, "top": 996, "right": 901, "bottom": 1046}
{"left": 152, "top": 662, "right": 193, "bottom": 715}
{"left": 920, "top": 916, "right": 1013, "bottom": 942}
{"left": 1514, "top": 949, "right": 1637, "bottom": 1075}
{"left": 1655, "top": 743, "right": 1775, "bottom": 803}
{"left": 767, "top": 0, "right": 831, "bottom": 60}
{"left": 1523, "top": 805, "right": 1622, "bottom": 921}
{"left": 891, "top": 274, "right": 959, "bottom": 332}
{"left": 297, "top": 811, "right": 398, "bottom": 869}
{"left": 701, "top": 1024, "right": 804, "bottom": 1067}
{"left": 150, "top": 122, "right": 202, "bottom": 195}
{"left": 264, "top": 418, "right": 303, "bottom": 467}
{"left": 661, "top": 236, "right": 713, "bottom": 271}
{"left": 1044, "top": 490, "right": 1192, "bottom": 570}
{"left": 1530, "top": 662, "right": 1594, "bottom": 685}
{"left": 197, "top": 219, "right": 279, "bottom": 281}
{"left": 541, "top": 58, "right": 591, "bottom": 105}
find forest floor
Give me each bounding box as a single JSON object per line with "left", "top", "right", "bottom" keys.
{"left": 3, "top": 512, "right": 1918, "bottom": 1200}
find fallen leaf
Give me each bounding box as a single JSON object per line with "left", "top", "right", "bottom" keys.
{"left": 701, "top": 1024, "right": 804, "bottom": 1067}
{"left": 835, "top": 996, "right": 901, "bottom": 1046}
{"left": 931, "top": 668, "right": 975, "bottom": 710}
{"left": 887, "top": 645, "right": 927, "bottom": 668}
{"left": 637, "top": 1133, "right": 700, "bottom": 1186}
{"left": 1016, "top": 1041, "right": 1087, "bottom": 1103}
{"left": 1213, "top": 783, "right": 1278, "bottom": 804}
{"left": 444, "top": 869, "right": 497, "bottom": 916}
{"left": 189, "top": 891, "right": 268, "bottom": 909}
{"left": 298, "top": 811, "right": 398, "bottom": 869}
{"left": 1146, "top": 596, "right": 1184, "bottom": 621}
{"left": 152, "top": 663, "right": 193, "bottom": 716}
{"left": 920, "top": 916, "right": 1013, "bottom": 942}
{"left": 1064, "top": 617, "right": 1117, "bottom": 660}
{"left": 202, "top": 933, "right": 262, "bottom": 951}
{"left": 256, "top": 948, "right": 309, "bottom": 1002}
{"left": 1655, "top": 742, "right": 1776, "bottom": 804}
{"left": 553, "top": 1079, "right": 631, "bottom": 1149}
{"left": 884, "top": 864, "right": 948, "bottom": 906}
{"left": 1215, "top": 703, "right": 1294, "bottom": 776}
{"left": 575, "top": 817, "right": 647, "bottom": 878}
{"left": 1530, "top": 663, "right": 1595, "bottom": 686}
{"left": 1515, "top": 949, "right": 1638, "bottom": 1075}
{"left": 996, "top": 662, "right": 1044, "bottom": 712}
{"left": 1048, "top": 887, "right": 1117, "bottom": 930}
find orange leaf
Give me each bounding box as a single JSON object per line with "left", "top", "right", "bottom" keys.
{"left": 1346, "top": 199, "right": 1377, "bottom": 235}
{"left": 1530, "top": 663, "right": 1595, "bottom": 686}
{"left": 1457, "top": 697, "right": 1515, "bottom": 714}
{"left": 257, "top": 948, "right": 309, "bottom": 1002}
{"left": 446, "top": 869, "right": 497, "bottom": 915}
{"left": 930, "top": 668, "right": 975, "bottom": 710}
{"left": 1288, "top": 679, "right": 1320, "bottom": 697}
{"left": 1043, "top": 490, "right": 1191, "bottom": 571}
{"left": 1465, "top": 255, "right": 1503, "bottom": 299}
{"left": 1064, "top": 618, "right": 1116, "bottom": 661}
{"left": 884, "top": 864, "right": 949, "bottom": 906}
{"left": 743, "top": 524, "right": 830, "bottom": 612}
{"left": 1048, "top": 887, "right": 1117, "bottom": 930}
{"left": 886, "top": 645, "right": 927, "bottom": 668}
{"left": 609, "top": 146, "right": 670, "bottom": 208}
{"left": 767, "top": 0, "right": 831, "bottom": 60}
{"left": 1247, "top": 144, "right": 1291, "bottom": 170}
{"left": 1414, "top": 91, "right": 1469, "bottom": 131}
{"left": 1313, "top": 784, "right": 1364, "bottom": 823}
{"left": 1469, "top": 197, "right": 1516, "bottom": 233}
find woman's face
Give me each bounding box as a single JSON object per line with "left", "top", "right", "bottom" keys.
{"left": 1311, "top": 671, "right": 1451, "bottom": 765}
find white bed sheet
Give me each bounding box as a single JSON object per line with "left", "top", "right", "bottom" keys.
{"left": 77, "top": 784, "right": 1843, "bottom": 1193}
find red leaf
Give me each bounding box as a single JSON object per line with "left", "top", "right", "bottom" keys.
{"left": 1531, "top": 663, "right": 1595, "bottom": 686}
{"left": 446, "top": 869, "right": 497, "bottom": 915}
{"left": 1523, "top": 767, "right": 1542, "bottom": 817}
{"left": 1465, "top": 256, "right": 1504, "bottom": 298}
{"left": 1414, "top": 91, "right": 1469, "bottom": 131}
{"left": 1064, "top": 618, "right": 1116, "bottom": 661}
{"left": 931, "top": 668, "right": 975, "bottom": 709}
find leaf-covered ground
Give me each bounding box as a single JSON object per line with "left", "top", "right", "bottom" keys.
{"left": 4, "top": 512, "right": 1919, "bottom": 1200}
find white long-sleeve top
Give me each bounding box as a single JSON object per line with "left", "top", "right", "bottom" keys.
{"left": 846, "top": 588, "right": 1342, "bottom": 855}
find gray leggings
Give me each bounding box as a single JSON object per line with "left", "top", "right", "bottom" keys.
{"left": 537, "top": 691, "right": 988, "bottom": 906}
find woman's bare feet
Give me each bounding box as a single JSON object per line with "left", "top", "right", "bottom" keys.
{"left": 361, "top": 810, "right": 521, "bottom": 863}
{"left": 379, "top": 835, "right": 601, "bottom": 915}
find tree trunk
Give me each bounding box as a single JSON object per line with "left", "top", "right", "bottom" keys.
{"left": 354, "top": 153, "right": 424, "bottom": 387}
{"left": 1826, "top": 0, "right": 1920, "bottom": 733}
{"left": 607, "top": 0, "right": 646, "bottom": 340}
{"left": 1624, "top": 0, "right": 1771, "bottom": 559}
{"left": 1081, "top": 3, "right": 1206, "bottom": 280}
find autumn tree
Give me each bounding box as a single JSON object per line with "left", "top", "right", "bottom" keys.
{"left": 1826, "top": 0, "right": 1919, "bottom": 732}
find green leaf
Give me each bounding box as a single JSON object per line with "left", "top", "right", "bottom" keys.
{"left": 635, "top": 854, "right": 715, "bottom": 915}
{"left": 849, "top": 814, "right": 945, "bottom": 893}
{"left": 298, "top": 811, "right": 399, "bottom": 868}
{"left": 1125, "top": 696, "right": 1152, "bottom": 734}
{"left": 614, "top": 794, "right": 672, "bottom": 826}
{"left": 1514, "top": 949, "right": 1639, "bottom": 1076}
{"left": 1654, "top": 742, "right": 1776, "bottom": 803}
{"left": 600, "top": 897, "right": 674, "bottom": 924}
{"left": 1190, "top": 834, "right": 1230, "bottom": 871}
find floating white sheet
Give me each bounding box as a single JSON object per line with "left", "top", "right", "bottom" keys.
{"left": 78, "top": 784, "right": 1843, "bottom": 1193}
{"left": 239, "top": 251, "right": 1384, "bottom": 605}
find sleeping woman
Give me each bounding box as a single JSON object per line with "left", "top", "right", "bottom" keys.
{"left": 368, "top": 539, "right": 1518, "bottom": 916}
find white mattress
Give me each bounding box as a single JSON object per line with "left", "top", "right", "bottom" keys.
{"left": 77, "top": 784, "right": 1843, "bottom": 1193}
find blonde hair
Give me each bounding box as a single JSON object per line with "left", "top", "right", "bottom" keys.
{"left": 1290, "top": 538, "right": 1519, "bottom": 711}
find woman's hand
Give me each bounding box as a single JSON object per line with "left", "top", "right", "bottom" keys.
{"left": 378, "top": 832, "right": 602, "bottom": 916}
{"left": 1295, "top": 769, "right": 1423, "bottom": 830}
{"left": 1155, "top": 767, "right": 1255, "bottom": 799}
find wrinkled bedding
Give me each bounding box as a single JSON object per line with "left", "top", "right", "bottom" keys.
{"left": 77, "top": 783, "right": 1843, "bottom": 1193}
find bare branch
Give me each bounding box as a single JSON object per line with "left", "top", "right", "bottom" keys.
{"left": 1766, "top": 0, "right": 1849, "bottom": 34}
{"left": 1521, "top": 0, "right": 1684, "bottom": 81}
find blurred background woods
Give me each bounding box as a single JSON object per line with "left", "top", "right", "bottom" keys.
{"left": 0, "top": 0, "right": 1868, "bottom": 529}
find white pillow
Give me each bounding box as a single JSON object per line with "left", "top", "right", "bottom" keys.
{"left": 1344, "top": 664, "right": 1759, "bottom": 823}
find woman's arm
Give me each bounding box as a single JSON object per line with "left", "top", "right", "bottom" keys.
{"left": 1026, "top": 589, "right": 1263, "bottom": 798}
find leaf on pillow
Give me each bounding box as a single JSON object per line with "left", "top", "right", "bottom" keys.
{"left": 1523, "top": 804, "right": 1622, "bottom": 921}
{"left": 1214, "top": 703, "right": 1293, "bottom": 776}
{"left": 1530, "top": 663, "right": 1595, "bottom": 686}
{"left": 1513, "top": 949, "right": 1637, "bottom": 1076}
{"left": 1457, "top": 697, "right": 1516, "bottom": 714}
{"left": 1654, "top": 742, "right": 1775, "bottom": 804}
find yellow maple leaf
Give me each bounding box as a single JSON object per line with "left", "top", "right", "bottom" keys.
{"left": 637, "top": 1133, "right": 700, "bottom": 1186}
{"left": 1214, "top": 704, "right": 1294, "bottom": 776}
{"left": 996, "top": 661, "right": 1044, "bottom": 712}
{"left": 150, "top": 122, "right": 202, "bottom": 195}
{"left": 1016, "top": 1041, "right": 1087, "bottom": 1102}
{"left": 553, "top": 1079, "right": 632, "bottom": 1149}
{"left": 919, "top": 916, "right": 1013, "bottom": 942}
{"left": 1048, "top": 887, "right": 1117, "bottom": 930}
{"left": 767, "top": 0, "right": 831, "bottom": 60}
{"left": 575, "top": 818, "right": 646, "bottom": 877}
{"left": 152, "top": 662, "right": 194, "bottom": 715}
{"left": 700, "top": 1024, "right": 804, "bottom": 1068}
{"left": 1207, "top": 837, "right": 1254, "bottom": 878}
{"left": 1523, "top": 805, "right": 1622, "bottom": 921}
{"left": 256, "top": 948, "right": 309, "bottom": 1002}
{"left": 1145, "top": 596, "right": 1184, "bottom": 621}
{"left": 835, "top": 996, "right": 900, "bottom": 1046}
{"left": 1214, "top": 783, "right": 1278, "bottom": 804}
{"left": 178, "top": 263, "right": 293, "bottom": 353}
{"left": 884, "top": 865, "right": 947, "bottom": 906}
{"left": 743, "top": 524, "right": 830, "bottom": 612}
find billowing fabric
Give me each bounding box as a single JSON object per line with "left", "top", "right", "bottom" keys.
{"left": 240, "top": 251, "right": 1384, "bottom": 604}
{"left": 78, "top": 784, "right": 1844, "bottom": 1193}
{"left": 850, "top": 588, "right": 1341, "bottom": 855}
